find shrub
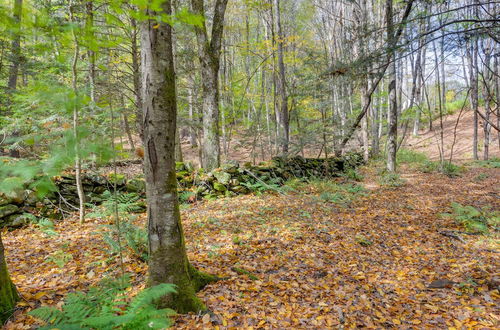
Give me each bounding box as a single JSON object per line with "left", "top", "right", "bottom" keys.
{"left": 440, "top": 203, "right": 499, "bottom": 234}
{"left": 101, "top": 220, "right": 149, "bottom": 262}
{"left": 441, "top": 162, "right": 463, "bottom": 177}
{"left": 378, "top": 172, "right": 405, "bottom": 187}
{"left": 397, "top": 148, "right": 429, "bottom": 164}
{"left": 342, "top": 168, "right": 364, "bottom": 181}
{"left": 29, "top": 276, "right": 176, "bottom": 330}
{"left": 468, "top": 158, "right": 500, "bottom": 169}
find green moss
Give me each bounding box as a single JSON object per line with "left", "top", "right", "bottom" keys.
{"left": 188, "top": 263, "right": 219, "bottom": 292}
{"left": 0, "top": 255, "right": 18, "bottom": 323}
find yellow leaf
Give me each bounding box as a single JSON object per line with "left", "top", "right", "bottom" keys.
{"left": 153, "top": 24, "right": 160, "bottom": 29}
{"left": 34, "top": 291, "right": 48, "bottom": 300}
{"left": 393, "top": 319, "right": 401, "bottom": 325}
{"left": 412, "top": 319, "right": 422, "bottom": 325}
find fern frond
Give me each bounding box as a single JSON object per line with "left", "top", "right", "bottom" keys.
{"left": 128, "top": 283, "right": 177, "bottom": 313}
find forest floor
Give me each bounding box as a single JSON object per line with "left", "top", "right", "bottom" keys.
{"left": 3, "top": 158, "right": 499, "bottom": 329}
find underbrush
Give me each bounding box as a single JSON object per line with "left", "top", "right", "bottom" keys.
{"left": 285, "top": 178, "right": 367, "bottom": 206}
{"left": 440, "top": 202, "right": 499, "bottom": 234}
{"left": 396, "top": 148, "right": 463, "bottom": 177}
{"left": 29, "top": 275, "right": 176, "bottom": 329}
{"left": 466, "top": 158, "right": 500, "bottom": 169}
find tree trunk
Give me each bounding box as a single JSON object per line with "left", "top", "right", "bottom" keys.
{"left": 7, "top": 0, "right": 22, "bottom": 93}
{"left": 187, "top": 82, "right": 198, "bottom": 147}
{"left": 0, "top": 232, "right": 18, "bottom": 324}
{"left": 6, "top": 0, "right": 23, "bottom": 158}
{"left": 130, "top": 16, "right": 143, "bottom": 143}
{"left": 69, "top": 1, "right": 86, "bottom": 223}
{"left": 273, "top": 0, "right": 289, "bottom": 154}
{"left": 386, "top": 0, "right": 397, "bottom": 172}
{"left": 482, "top": 40, "right": 492, "bottom": 160}
{"left": 140, "top": 0, "right": 215, "bottom": 313}
{"left": 191, "top": 0, "right": 229, "bottom": 171}
{"left": 86, "top": 1, "right": 96, "bottom": 104}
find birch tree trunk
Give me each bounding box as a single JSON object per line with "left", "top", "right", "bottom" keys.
{"left": 6, "top": 0, "right": 23, "bottom": 158}
{"left": 386, "top": 0, "right": 397, "bottom": 172}
{"left": 69, "top": 1, "right": 86, "bottom": 224}
{"left": 141, "top": 0, "right": 215, "bottom": 312}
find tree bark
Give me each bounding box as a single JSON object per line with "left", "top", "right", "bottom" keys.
{"left": 191, "top": 0, "right": 229, "bottom": 170}
{"left": 69, "top": 0, "right": 86, "bottom": 223}
{"left": 6, "top": 0, "right": 23, "bottom": 158}
{"left": 86, "top": 1, "right": 96, "bottom": 104}
{"left": 0, "top": 231, "right": 18, "bottom": 324}
{"left": 272, "top": 0, "right": 289, "bottom": 154}
{"left": 386, "top": 0, "right": 397, "bottom": 172}
{"left": 141, "top": 0, "right": 215, "bottom": 313}
{"left": 7, "top": 0, "right": 22, "bottom": 93}
{"left": 130, "top": 15, "right": 143, "bottom": 143}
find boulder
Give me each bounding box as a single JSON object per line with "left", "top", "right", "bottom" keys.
{"left": 213, "top": 171, "right": 231, "bottom": 185}
{"left": 4, "top": 213, "right": 35, "bottom": 229}
{"left": 0, "top": 204, "right": 19, "bottom": 218}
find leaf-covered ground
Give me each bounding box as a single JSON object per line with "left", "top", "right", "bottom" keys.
{"left": 3, "top": 163, "right": 499, "bottom": 329}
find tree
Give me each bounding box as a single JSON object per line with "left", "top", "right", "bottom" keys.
{"left": 140, "top": 0, "right": 215, "bottom": 312}
{"left": 272, "top": 0, "right": 288, "bottom": 154}
{"left": 385, "top": 0, "right": 397, "bottom": 172}
{"left": 6, "top": 0, "right": 23, "bottom": 158}
{"left": 0, "top": 231, "right": 18, "bottom": 324}
{"left": 191, "top": 0, "right": 229, "bottom": 170}
{"left": 68, "top": 0, "right": 86, "bottom": 223}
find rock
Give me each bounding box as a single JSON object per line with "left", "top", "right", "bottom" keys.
{"left": 108, "top": 173, "right": 126, "bottom": 186}
{"left": 427, "top": 279, "right": 456, "bottom": 289}
{"left": 0, "top": 204, "right": 19, "bottom": 218}
{"left": 213, "top": 182, "right": 227, "bottom": 192}
{"left": 0, "top": 196, "right": 12, "bottom": 206}
{"left": 213, "top": 171, "right": 231, "bottom": 185}
{"left": 125, "top": 178, "right": 145, "bottom": 193}
{"left": 24, "top": 190, "right": 42, "bottom": 206}
{"left": 4, "top": 213, "right": 35, "bottom": 228}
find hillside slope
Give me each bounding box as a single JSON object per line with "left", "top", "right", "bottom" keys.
{"left": 405, "top": 109, "right": 500, "bottom": 161}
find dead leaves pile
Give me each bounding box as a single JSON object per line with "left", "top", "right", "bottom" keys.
{"left": 3, "top": 165, "right": 499, "bottom": 329}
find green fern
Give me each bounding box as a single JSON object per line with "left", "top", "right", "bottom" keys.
{"left": 440, "top": 202, "right": 499, "bottom": 234}
{"left": 101, "top": 220, "right": 148, "bottom": 262}
{"left": 29, "top": 276, "right": 176, "bottom": 330}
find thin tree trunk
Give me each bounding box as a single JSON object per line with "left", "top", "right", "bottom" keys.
{"left": 386, "top": 0, "right": 397, "bottom": 172}
{"left": 187, "top": 82, "right": 198, "bottom": 147}
{"left": 86, "top": 1, "right": 96, "bottom": 104}
{"left": 7, "top": 0, "right": 22, "bottom": 93}
{"left": 273, "top": 0, "right": 289, "bottom": 154}
{"left": 69, "top": 1, "right": 85, "bottom": 224}
{"left": 130, "top": 16, "right": 143, "bottom": 143}
{"left": 6, "top": 0, "right": 23, "bottom": 158}
{"left": 482, "top": 40, "right": 492, "bottom": 160}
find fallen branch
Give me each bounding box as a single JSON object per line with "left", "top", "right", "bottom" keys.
{"left": 439, "top": 230, "right": 466, "bottom": 244}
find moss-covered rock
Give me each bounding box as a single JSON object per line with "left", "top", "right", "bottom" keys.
{"left": 213, "top": 182, "right": 227, "bottom": 192}
{"left": 0, "top": 205, "right": 19, "bottom": 219}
